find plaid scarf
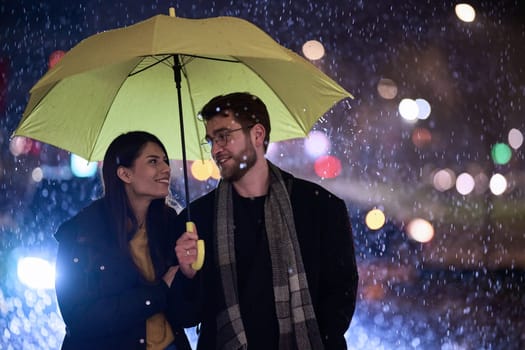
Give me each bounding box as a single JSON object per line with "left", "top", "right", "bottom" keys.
{"left": 214, "top": 162, "right": 324, "bottom": 350}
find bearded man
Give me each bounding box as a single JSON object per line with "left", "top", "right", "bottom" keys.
{"left": 171, "top": 92, "right": 359, "bottom": 350}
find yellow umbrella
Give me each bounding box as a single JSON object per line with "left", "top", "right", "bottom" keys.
{"left": 14, "top": 11, "right": 352, "bottom": 162}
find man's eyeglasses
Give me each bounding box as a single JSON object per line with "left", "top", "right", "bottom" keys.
{"left": 201, "top": 125, "right": 255, "bottom": 152}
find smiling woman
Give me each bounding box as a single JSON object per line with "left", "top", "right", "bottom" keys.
{"left": 53, "top": 131, "right": 191, "bottom": 350}
{"left": 117, "top": 141, "right": 171, "bottom": 213}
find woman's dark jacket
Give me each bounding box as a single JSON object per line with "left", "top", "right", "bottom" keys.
{"left": 171, "top": 169, "right": 359, "bottom": 350}
{"left": 54, "top": 199, "right": 191, "bottom": 350}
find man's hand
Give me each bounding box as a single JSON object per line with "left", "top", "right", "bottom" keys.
{"left": 175, "top": 225, "right": 200, "bottom": 279}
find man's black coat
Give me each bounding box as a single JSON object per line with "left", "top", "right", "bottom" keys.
{"left": 171, "top": 169, "right": 359, "bottom": 350}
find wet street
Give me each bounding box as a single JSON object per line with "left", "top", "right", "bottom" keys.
{"left": 351, "top": 266, "right": 525, "bottom": 349}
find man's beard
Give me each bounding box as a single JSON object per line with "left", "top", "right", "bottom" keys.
{"left": 218, "top": 139, "right": 257, "bottom": 182}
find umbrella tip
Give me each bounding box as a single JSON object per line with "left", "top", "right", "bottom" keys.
{"left": 169, "top": 7, "right": 176, "bottom": 17}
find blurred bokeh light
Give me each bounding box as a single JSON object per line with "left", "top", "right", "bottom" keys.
{"left": 365, "top": 208, "right": 386, "bottom": 230}
{"left": 304, "top": 130, "right": 331, "bottom": 158}
{"left": 17, "top": 257, "right": 55, "bottom": 290}
{"left": 314, "top": 155, "right": 342, "bottom": 179}
{"left": 376, "top": 78, "right": 398, "bottom": 100}
{"left": 455, "top": 3, "right": 476, "bottom": 22}
{"left": 489, "top": 173, "right": 507, "bottom": 195}
{"left": 398, "top": 98, "right": 419, "bottom": 122}
{"left": 302, "top": 40, "right": 325, "bottom": 60}
{"left": 508, "top": 128, "right": 523, "bottom": 149}
{"left": 70, "top": 154, "right": 98, "bottom": 178}
{"left": 406, "top": 218, "right": 434, "bottom": 243}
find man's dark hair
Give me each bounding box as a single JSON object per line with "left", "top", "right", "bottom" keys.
{"left": 200, "top": 92, "right": 271, "bottom": 150}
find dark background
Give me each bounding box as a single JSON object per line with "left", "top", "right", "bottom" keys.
{"left": 1, "top": 1, "right": 524, "bottom": 348}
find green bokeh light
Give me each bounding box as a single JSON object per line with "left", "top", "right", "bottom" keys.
{"left": 491, "top": 143, "right": 512, "bottom": 165}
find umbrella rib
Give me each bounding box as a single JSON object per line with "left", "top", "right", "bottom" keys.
{"left": 129, "top": 55, "right": 172, "bottom": 76}
{"left": 129, "top": 55, "right": 239, "bottom": 78}
{"left": 182, "top": 54, "right": 240, "bottom": 63}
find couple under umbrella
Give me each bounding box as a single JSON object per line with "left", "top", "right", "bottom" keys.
{"left": 14, "top": 9, "right": 358, "bottom": 350}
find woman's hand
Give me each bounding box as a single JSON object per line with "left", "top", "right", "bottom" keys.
{"left": 162, "top": 265, "right": 179, "bottom": 287}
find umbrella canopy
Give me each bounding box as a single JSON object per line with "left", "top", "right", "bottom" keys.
{"left": 13, "top": 12, "right": 352, "bottom": 162}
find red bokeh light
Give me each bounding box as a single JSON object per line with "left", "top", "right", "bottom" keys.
{"left": 314, "top": 155, "right": 342, "bottom": 179}
{"left": 48, "top": 50, "right": 66, "bottom": 69}
{"left": 411, "top": 127, "right": 432, "bottom": 148}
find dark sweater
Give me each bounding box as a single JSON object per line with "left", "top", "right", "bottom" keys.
{"left": 233, "top": 191, "right": 278, "bottom": 350}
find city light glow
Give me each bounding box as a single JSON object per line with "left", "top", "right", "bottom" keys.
{"left": 17, "top": 257, "right": 55, "bottom": 290}
{"left": 399, "top": 98, "right": 419, "bottom": 121}
{"left": 508, "top": 128, "right": 523, "bottom": 149}
{"left": 365, "top": 208, "right": 386, "bottom": 230}
{"left": 406, "top": 218, "right": 434, "bottom": 243}
{"left": 455, "top": 3, "right": 476, "bottom": 22}
{"left": 304, "top": 130, "right": 331, "bottom": 158}
{"left": 489, "top": 173, "right": 507, "bottom": 195}
{"left": 70, "top": 154, "right": 98, "bottom": 178}
{"left": 456, "top": 172, "right": 475, "bottom": 195}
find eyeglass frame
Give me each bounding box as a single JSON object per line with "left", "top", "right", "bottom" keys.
{"left": 201, "top": 124, "right": 256, "bottom": 151}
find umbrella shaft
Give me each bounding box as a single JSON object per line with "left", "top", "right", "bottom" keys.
{"left": 173, "top": 54, "right": 191, "bottom": 221}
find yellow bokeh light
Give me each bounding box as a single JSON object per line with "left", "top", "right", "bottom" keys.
{"left": 210, "top": 161, "right": 221, "bottom": 180}
{"left": 365, "top": 208, "right": 386, "bottom": 230}
{"left": 190, "top": 159, "right": 220, "bottom": 181}
{"left": 191, "top": 159, "right": 213, "bottom": 181}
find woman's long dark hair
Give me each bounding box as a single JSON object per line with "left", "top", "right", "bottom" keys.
{"left": 102, "top": 131, "right": 169, "bottom": 249}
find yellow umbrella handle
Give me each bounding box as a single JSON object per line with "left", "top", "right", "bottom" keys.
{"left": 186, "top": 221, "right": 205, "bottom": 271}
